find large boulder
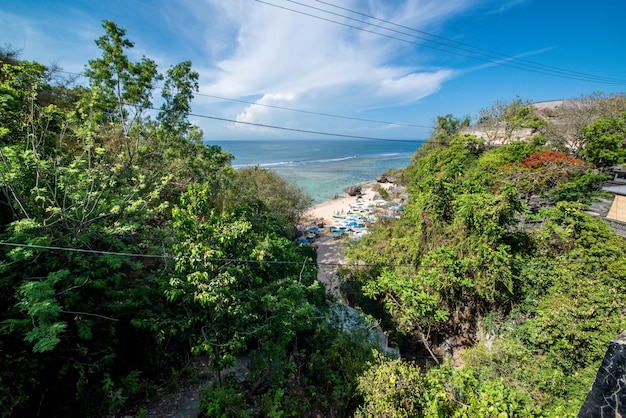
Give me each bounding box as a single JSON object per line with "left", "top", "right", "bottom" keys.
{"left": 578, "top": 330, "right": 626, "bottom": 417}
{"left": 376, "top": 174, "right": 397, "bottom": 183}
{"left": 346, "top": 185, "right": 362, "bottom": 196}
{"left": 327, "top": 303, "right": 399, "bottom": 358}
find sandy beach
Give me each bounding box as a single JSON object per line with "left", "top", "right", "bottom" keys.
{"left": 299, "top": 182, "right": 394, "bottom": 300}
{"left": 301, "top": 182, "right": 390, "bottom": 224}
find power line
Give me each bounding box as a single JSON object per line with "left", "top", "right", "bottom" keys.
{"left": 196, "top": 92, "right": 433, "bottom": 129}
{"left": 254, "top": 0, "right": 626, "bottom": 86}
{"left": 312, "top": 0, "right": 626, "bottom": 85}
{"left": 22, "top": 67, "right": 436, "bottom": 133}
{"left": 134, "top": 104, "right": 424, "bottom": 142}
{"left": 0, "top": 241, "right": 405, "bottom": 269}
{"left": 282, "top": 0, "right": 626, "bottom": 84}
{"left": 186, "top": 109, "right": 425, "bottom": 142}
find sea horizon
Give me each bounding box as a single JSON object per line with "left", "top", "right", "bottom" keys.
{"left": 206, "top": 138, "right": 424, "bottom": 204}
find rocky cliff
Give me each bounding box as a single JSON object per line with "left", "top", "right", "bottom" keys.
{"left": 578, "top": 330, "right": 626, "bottom": 417}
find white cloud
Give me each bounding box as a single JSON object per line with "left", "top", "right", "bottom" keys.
{"left": 190, "top": 0, "right": 475, "bottom": 137}
{"left": 1, "top": 0, "right": 492, "bottom": 139}
{"left": 377, "top": 69, "right": 454, "bottom": 100}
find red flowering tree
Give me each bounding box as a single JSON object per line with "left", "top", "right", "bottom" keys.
{"left": 500, "top": 151, "right": 589, "bottom": 200}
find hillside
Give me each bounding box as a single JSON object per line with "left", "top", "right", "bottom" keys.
{"left": 1, "top": 21, "right": 626, "bottom": 417}
{"left": 342, "top": 100, "right": 626, "bottom": 416}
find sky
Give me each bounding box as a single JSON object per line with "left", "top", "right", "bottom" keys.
{"left": 2, "top": 0, "right": 625, "bottom": 141}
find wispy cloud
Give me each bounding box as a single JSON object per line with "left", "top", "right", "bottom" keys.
{"left": 191, "top": 0, "right": 474, "bottom": 135}
{"left": 0, "top": 0, "right": 493, "bottom": 138}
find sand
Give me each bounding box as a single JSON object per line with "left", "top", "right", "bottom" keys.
{"left": 299, "top": 182, "right": 391, "bottom": 301}
{"left": 301, "top": 182, "right": 388, "bottom": 225}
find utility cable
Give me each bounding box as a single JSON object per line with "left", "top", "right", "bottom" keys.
{"left": 195, "top": 92, "right": 433, "bottom": 129}
{"left": 311, "top": 0, "right": 626, "bottom": 85}
{"left": 254, "top": 0, "right": 626, "bottom": 86}
{"left": 7, "top": 63, "right": 436, "bottom": 132}
{"left": 0, "top": 241, "right": 411, "bottom": 269}
{"left": 186, "top": 109, "right": 425, "bottom": 143}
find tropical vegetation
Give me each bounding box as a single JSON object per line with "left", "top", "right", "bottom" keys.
{"left": 343, "top": 95, "right": 626, "bottom": 416}
{"left": 1, "top": 19, "right": 626, "bottom": 417}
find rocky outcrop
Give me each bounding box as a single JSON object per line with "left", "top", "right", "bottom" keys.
{"left": 376, "top": 174, "right": 397, "bottom": 183}
{"left": 578, "top": 330, "right": 626, "bottom": 417}
{"left": 327, "top": 303, "right": 399, "bottom": 358}
{"left": 346, "top": 185, "right": 362, "bottom": 196}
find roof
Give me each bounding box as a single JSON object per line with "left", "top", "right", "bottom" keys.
{"left": 603, "top": 185, "right": 626, "bottom": 196}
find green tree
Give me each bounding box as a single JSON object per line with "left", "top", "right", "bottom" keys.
{"left": 430, "top": 114, "right": 470, "bottom": 145}
{"left": 0, "top": 23, "right": 233, "bottom": 416}
{"left": 157, "top": 60, "right": 198, "bottom": 139}
{"left": 356, "top": 354, "right": 537, "bottom": 417}
{"left": 223, "top": 166, "right": 312, "bottom": 233}
{"left": 539, "top": 92, "right": 626, "bottom": 155}
{"left": 580, "top": 112, "right": 626, "bottom": 168}
{"left": 476, "top": 97, "right": 544, "bottom": 145}
{"left": 84, "top": 20, "right": 162, "bottom": 161}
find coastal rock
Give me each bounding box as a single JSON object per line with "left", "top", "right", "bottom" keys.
{"left": 376, "top": 175, "right": 397, "bottom": 183}
{"left": 327, "top": 303, "right": 399, "bottom": 358}
{"left": 578, "top": 330, "right": 626, "bottom": 417}
{"left": 346, "top": 185, "right": 362, "bottom": 196}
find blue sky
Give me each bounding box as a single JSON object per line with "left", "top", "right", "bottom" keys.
{"left": 2, "top": 0, "right": 625, "bottom": 141}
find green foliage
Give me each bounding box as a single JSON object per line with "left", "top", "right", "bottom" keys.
{"left": 580, "top": 112, "right": 626, "bottom": 168}
{"left": 356, "top": 354, "right": 424, "bottom": 417}
{"left": 158, "top": 60, "right": 199, "bottom": 138}
{"left": 520, "top": 203, "right": 626, "bottom": 370}
{"left": 84, "top": 20, "right": 162, "bottom": 137}
{"left": 548, "top": 170, "right": 609, "bottom": 204}
{"left": 347, "top": 121, "right": 626, "bottom": 415}
{"left": 0, "top": 22, "right": 238, "bottom": 416}
{"left": 170, "top": 184, "right": 374, "bottom": 416}
{"left": 13, "top": 270, "right": 69, "bottom": 352}
{"left": 199, "top": 374, "right": 254, "bottom": 417}
{"left": 224, "top": 166, "right": 312, "bottom": 232}
{"left": 356, "top": 354, "right": 537, "bottom": 417}
{"left": 430, "top": 114, "right": 470, "bottom": 145}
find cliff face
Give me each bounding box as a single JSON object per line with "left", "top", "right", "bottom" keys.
{"left": 578, "top": 330, "right": 626, "bottom": 417}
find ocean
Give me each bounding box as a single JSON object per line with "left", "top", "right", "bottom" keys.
{"left": 206, "top": 138, "right": 424, "bottom": 204}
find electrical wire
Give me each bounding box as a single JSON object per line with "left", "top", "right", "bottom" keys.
{"left": 313, "top": 0, "right": 626, "bottom": 85}
{"left": 185, "top": 109, "right": 425, "bottom": 143}
{"left": 4, "top": 63, "right": 436, "bottom": 133}
{"left": 0, "top": 241, "right": 408, "bottom": 269}
{"left": 254, "top": 0, "right": 626, "bottom": 86}
{"left": 195, "top": 92, "right": 433, "bottom": 129}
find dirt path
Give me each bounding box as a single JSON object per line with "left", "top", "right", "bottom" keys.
{"left": 313, "top": 229, "right": 347, "bottom": 302}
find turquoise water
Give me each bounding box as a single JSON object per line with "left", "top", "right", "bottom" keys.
{"left": 207, "top": 138, "right": 424, "bottom": 204}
